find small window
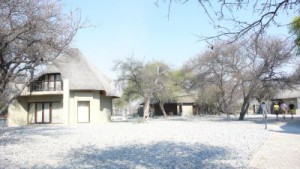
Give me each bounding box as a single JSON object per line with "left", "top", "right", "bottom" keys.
{"left": 49, "top": 75, "right": 55, "bottom": 81}
{"left": 43, "top": 81, "right": 48, "bottom": 91}
{"left": 56, "top": 81, "right": 62, "bottom": 91}
{"left": 30, "top": 73, "right": 62, "bottom": 92}
{"left": 55, "top": 74, "right": 61, "bottom": 81}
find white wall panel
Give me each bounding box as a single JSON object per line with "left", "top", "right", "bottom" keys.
{"left": 28, "top": 103, "right": 35, "bottom": 123}
{"left": 52, "top": 102, "right": 63, "bottom": 123}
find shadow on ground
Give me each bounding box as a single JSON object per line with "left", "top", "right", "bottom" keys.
{"left": 277, "top": 121, "right": 300, "bottom": 135}
{"left": 242, "top": 116, "right": 300, "bottom": 135}
{"left": 0, "top": 126, "right": 73, "bottom": 146}
{"left": 241, "top": 115, "right": 299, "bottom": 124}
{"left": 37, "top": 141, "right": 236, "bottom": 169}
{"left": 113, "top": 115, "right": 236, "bottom": 123}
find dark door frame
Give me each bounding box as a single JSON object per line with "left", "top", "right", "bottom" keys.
{"left": 31, "top": 102, "right": 52, "bottom": 124}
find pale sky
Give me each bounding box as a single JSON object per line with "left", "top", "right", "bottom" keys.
{"left": 63, "top": 0, "right": 293, "bottom": 80}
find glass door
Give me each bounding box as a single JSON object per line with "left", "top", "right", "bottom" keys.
{"left": 35, "top": 103, "right": 51, "bottom": 123}
{"left": 43, "top": 103, "right": 51, "bottom": 123}
{"left": 36, "top": 103, "right": 43, "bottom": 123}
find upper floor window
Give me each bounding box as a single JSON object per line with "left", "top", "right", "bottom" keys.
{"left": 30, "top": 73, "right": 63, "bottom": 92}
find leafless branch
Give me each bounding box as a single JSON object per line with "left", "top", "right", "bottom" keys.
{"left": 0, "top": 0, "right": 85, "bottom": 113}
{"left": 158, "top": 0, "right": 299, "bottom": 43}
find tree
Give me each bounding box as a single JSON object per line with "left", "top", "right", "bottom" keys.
{"left": 153, "top": 69, "right": 182, "bottom": 117}
{"left": 185, "top": 42, "right": 242, "bottom": 119}
{"left": 158, "top": 0, "right": 298, "bottom": 43}
{"left": 185, "top": 37, "right": 295, "bottom": 120}
{"left": 238, "top": 38, "right": 295, "bottom": 120}
{"left": 114, "top": 58, "right": 170, "bottom": 120}
{"left": 0, "top": 0, "right": 83, "bottom": 114}
{"left": 194, "top": 85, "right": 219, "bottom": 115}
{"left": 113, "top": 96, "right": 128, "bottom": 116}
{"left": 290, "top": 16, "right": 300, "bottom": 46}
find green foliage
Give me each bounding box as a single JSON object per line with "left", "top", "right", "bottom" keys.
{"left": 290, "top": 16, "right": 300, "bottom": 46}
{"left": 291, "top": 16, "right": 300, "bottom": 29}
{"left": 113, "top": 97, "right": 128, "bottom": 109}
{"left": 114, "top": 57, "right": 144, "bottom": 101}
{"left": 114, "top": 58, "right": 176, "bottom": 106}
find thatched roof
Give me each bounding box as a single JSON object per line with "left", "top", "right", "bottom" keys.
{"left": 44, "top": 49, "right": 118, "bottom": 97}
{"left": 273, "top": 86, "right": 300, "bottom": 99}
{"left": 175, "top": 95, "right": 197, "bottom": 104}
{"left": 141, "top": 94, "right": 197, "bottom": 105}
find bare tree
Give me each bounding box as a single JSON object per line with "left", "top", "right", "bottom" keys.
{"left": 185, "top": 37, "right": 296, "bottom": 120}
{"left": 185, "top": 42, "right": 242, "bottom": 119}
{"left": 291, "top": 62, "right": 300, "bottom": 84}
{"left": 0, "top": 0, "right": 84, "bottom": 114}
{"left": 157, "top": 0, "right": 298, "bottom": 43}
{"left": 237, "top": 37, "right": 295, "bottom": 120}
{"left": 114, "top": 58, "right": 170, "bottom": 120}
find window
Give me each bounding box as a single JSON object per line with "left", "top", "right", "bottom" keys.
{"left": 30, "top": 73, "right": 63, "bottom": 92}
{"left": 28, "top": 102, "right": 63, "bottom": 124}
{"left": 48, "top": 75, "right": 55, "bottom": 91}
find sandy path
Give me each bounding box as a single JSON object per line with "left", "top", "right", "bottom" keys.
{"left": 250, "top": 120, "right": 300, "bottom": 169}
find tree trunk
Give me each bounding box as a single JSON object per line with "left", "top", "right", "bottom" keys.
{"left": 158, "top": 102, "right": 167, "bottom": 118}
{"left": 0, "top": 83, "right": 27, "bottom": 115}
{"left": 143, "top": 96, "right": 151, "bottom": 120}
{"left": 239, "top": 98, "right": 250, "bottom": 120}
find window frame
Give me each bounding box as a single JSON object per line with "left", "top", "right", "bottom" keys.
{"left": 28, "top": 102, "right": 55, "bottom": 124}
{"left": 30, "top": 73, "right": 63, "bottom": 92}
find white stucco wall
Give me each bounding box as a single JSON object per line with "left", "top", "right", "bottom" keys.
{"left": 181, "top": 105, "right": 193, "bottom": 116}
{"left": 7, "top": 98, "right": 28, "bottom": 127}
{"left": 7, "top": 95, "right": 63, "bottom": 126}
{"left": 63, "top": 79, "right": 69, "bottom": 125}
{"left": 69, "top": 91, "right": 112, "bottom": 125}
{"left": 8, "top": 88, "right": 113, "bottom": 126}
{"left": 100, "top": 95, "right": 112, "bottom": 122}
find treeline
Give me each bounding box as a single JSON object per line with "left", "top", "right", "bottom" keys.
{"left": 114, "top": 37, "right": 299, "bottom": 120}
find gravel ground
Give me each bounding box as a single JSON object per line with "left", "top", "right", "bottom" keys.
{"left": 0, "top": 116, "right": 270, "bottom": 169}
{"left": 0, "top": 118, "right": 6, "bottom": 127}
